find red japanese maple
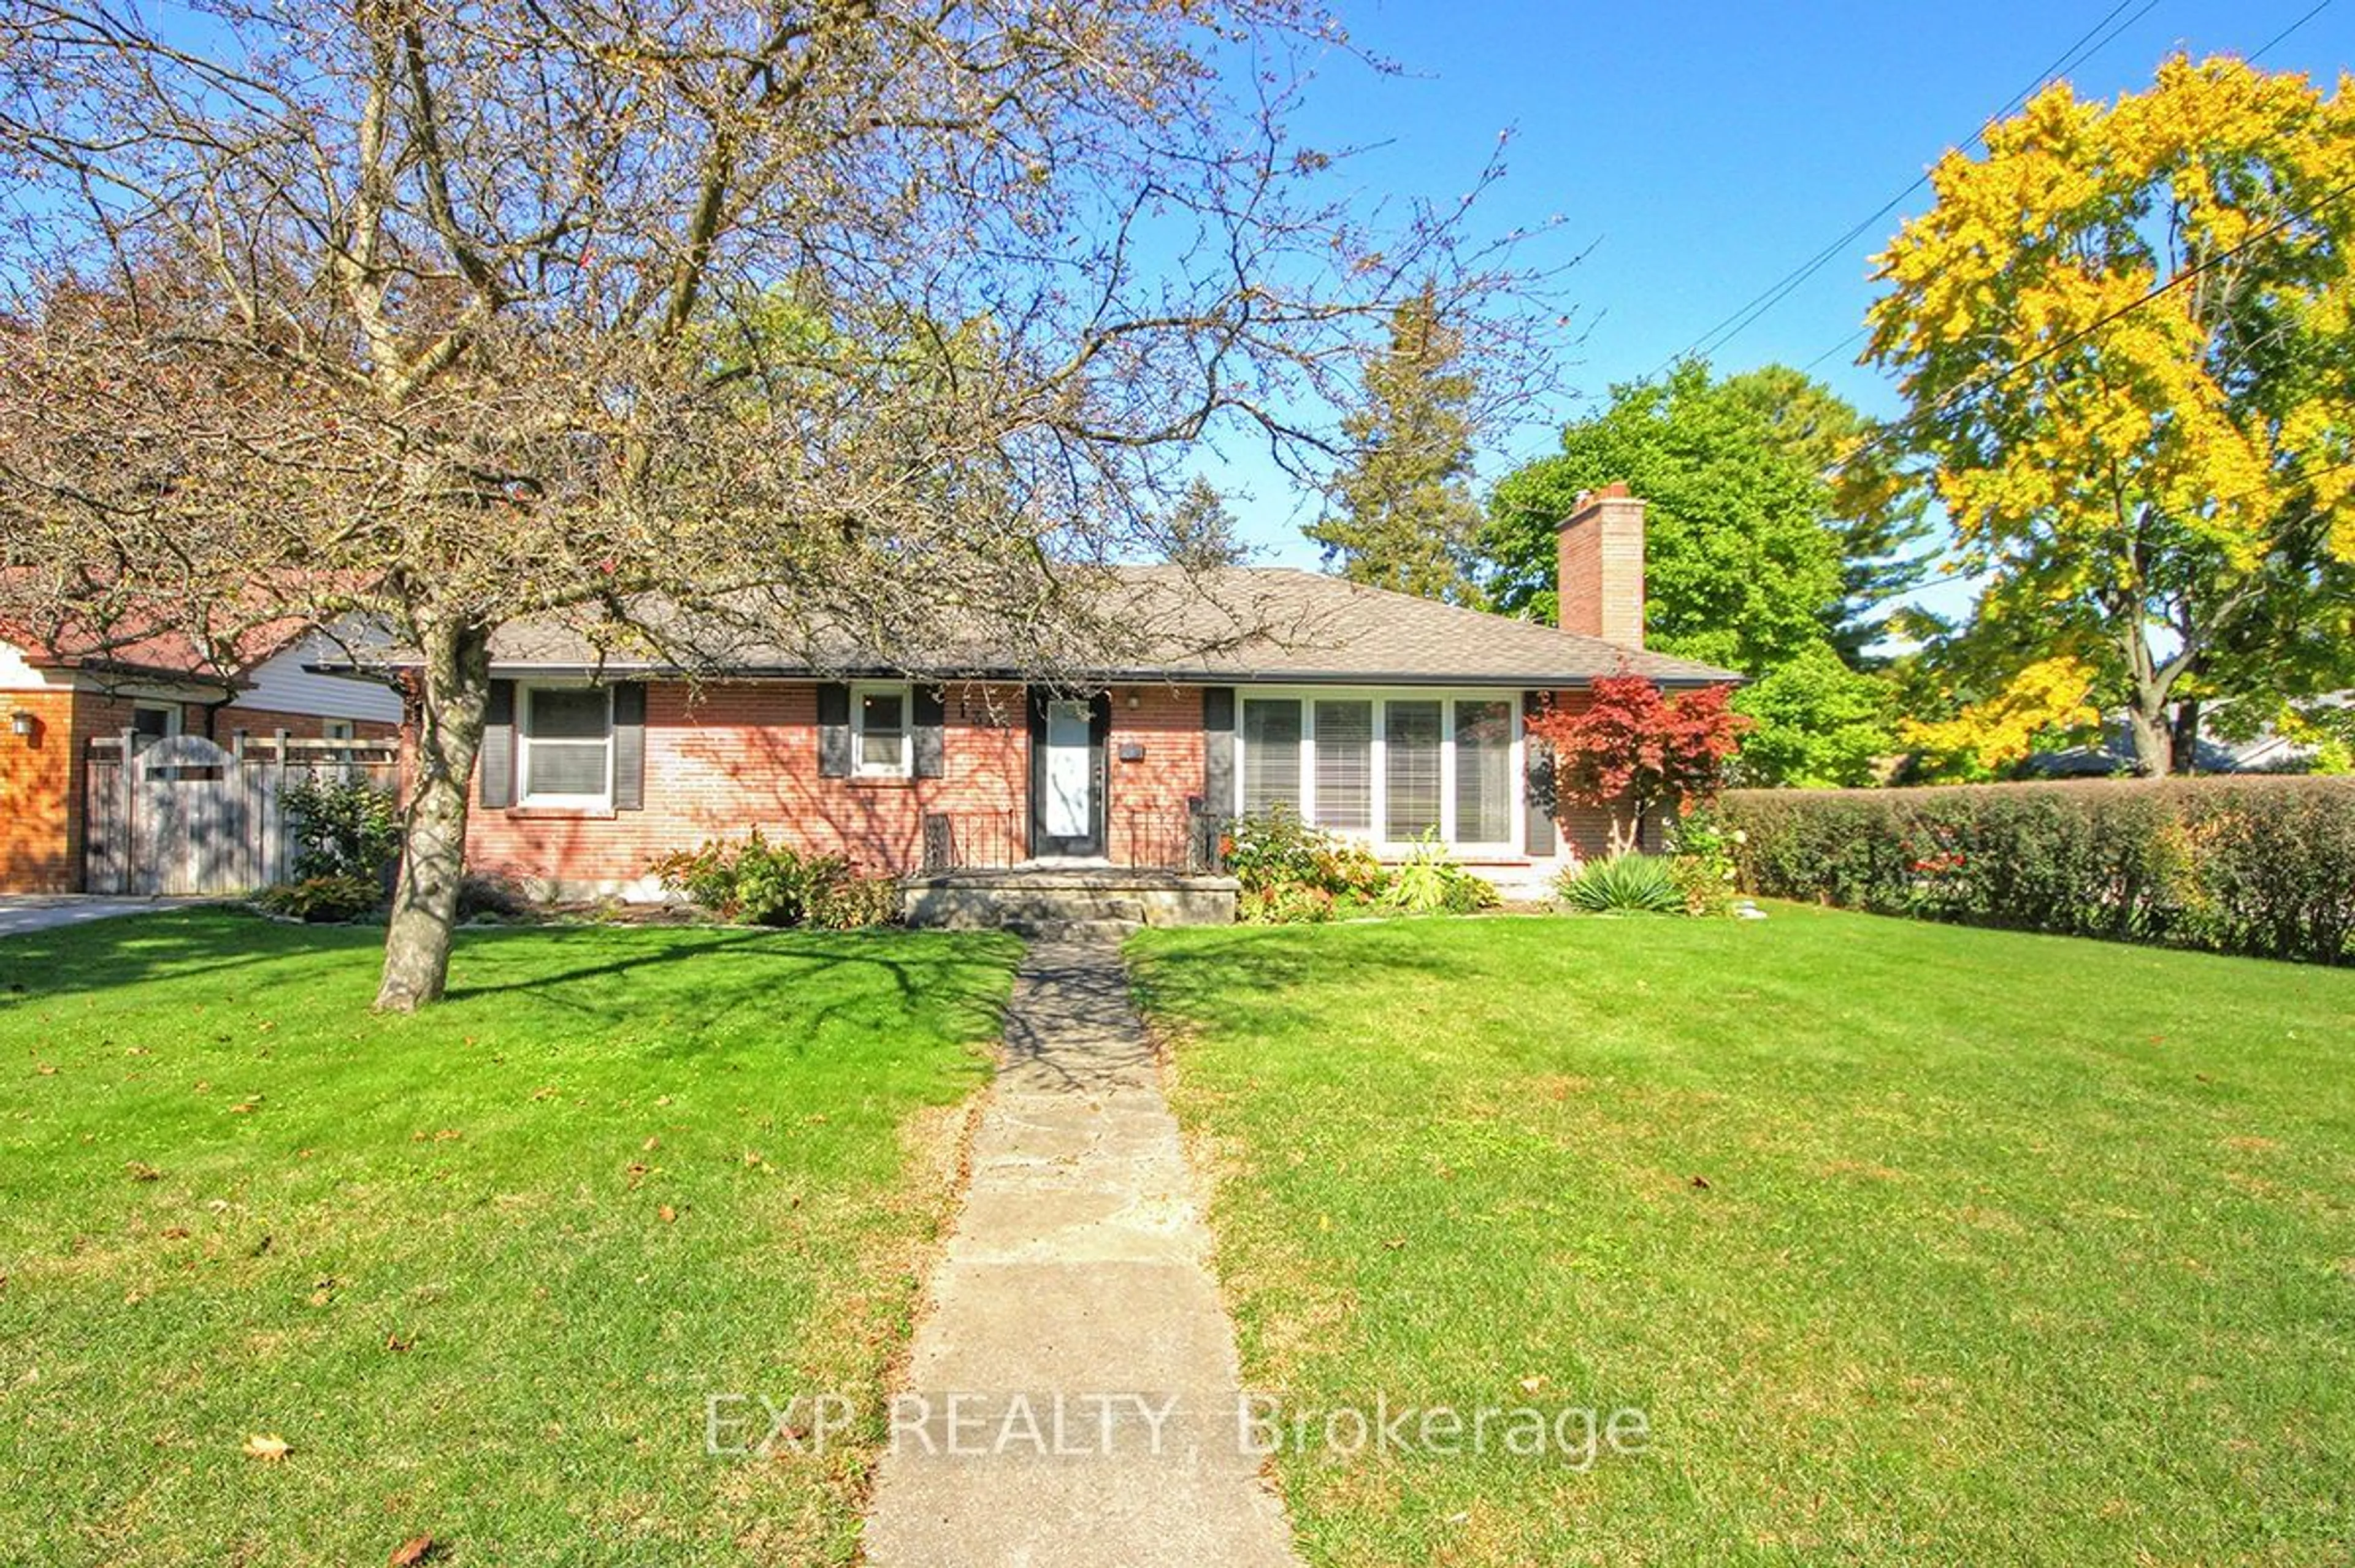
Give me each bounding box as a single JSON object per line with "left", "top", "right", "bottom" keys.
{"left": 1527, "top": 673, "right": 1750, "bottom": 855}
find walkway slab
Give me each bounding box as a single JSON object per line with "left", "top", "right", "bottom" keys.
{"left": 0, "top": 895, "right": 212, "bottom": 939}
{"left": 862, "top": 939, "right": 1300, "bottom": 1568}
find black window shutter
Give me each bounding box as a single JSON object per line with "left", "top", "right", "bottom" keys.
{"left": 480, "top": 679, "right": 516, "bottom": 809}
{"left": 1201, "top": 686, "right": 1236, "bottom": 813}
{"left": 817, "top": 682, "right": 852, "bottom": 777}
{"left": 611, "top": 682, "right": 648, "bottom": 810}
{"left": 1522, "top": 690, "right": 1557, "bottom": 856}
{"left": 913, "top": 686, "right": 946, "bottom": 778}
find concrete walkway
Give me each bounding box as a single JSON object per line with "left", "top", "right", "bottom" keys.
{"left": 862, "top": 939, "right": 1300, "bottom": 1568}
{"left": 0, "top": 895, "right": 212, "bottom": 939}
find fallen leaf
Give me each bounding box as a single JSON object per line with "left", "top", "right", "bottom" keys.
{"left": 657, "top": 1205, "right": 677, "bottom": 1224}
{"left": 1518, "top": 1373, "right": 1547, "bottom": 1394}
{"left": 642, "top": 1136, "right": 659, "bottom": 1152}
{"left": 243, "top": 1433, "right": 291, "bottom": 1463}
{"left": 385, "top": 1332, "right": 413, "bottom": 1353}
{"left": 161, "top": 1226, "right": 190, "bottom": 1241}
{"left": 34, "top": 1063, "right": 57, "bottom": 1076}
{"left": 388, "top": 1534, "right": 434, "bottom": 1566}
{"left": 1381, "top": 1236, "right": 1406, "bottom": 1251}
{"left": 1688, "top": 1174, "right": 1712, "bottom": 1191}
{"left": 126, "top": 1161, "right": 163, "bottom": 1182}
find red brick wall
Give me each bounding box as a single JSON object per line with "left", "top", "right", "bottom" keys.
{"left": 1537, "top": 686, "right": 1668, "bottom": 862}
{"left": 0, "top": 687, "right": 220, "bottom": 892}
{"left": 212, "top": 709, "right": 399, "bottom": 743}
{"left": 0, "top": 689, "right": 82, "bottom": 891}
{"left": 466, "top": 680, "right": 1034, "bottom": 885}
{"left": 463, "top": 679, "right": 1221, "bottom": 887}
{"left": 1107, "top": 683, "right": 1208, "bottom": 866}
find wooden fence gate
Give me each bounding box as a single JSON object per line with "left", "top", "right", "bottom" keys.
{"left": 83, "top": 731, "right": 401, "bottom": 897}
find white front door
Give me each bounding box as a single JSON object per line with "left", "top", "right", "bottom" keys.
{"left": 1044, "top": 700, "right": 1093, "bottom": 841}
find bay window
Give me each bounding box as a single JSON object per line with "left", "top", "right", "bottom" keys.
{"left": 1228, "top": 689, "right": 1522, "bottom": 852}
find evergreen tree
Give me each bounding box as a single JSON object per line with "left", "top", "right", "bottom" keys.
{"left": 1305, "top": 284, "right": 1486, "bottom": 603}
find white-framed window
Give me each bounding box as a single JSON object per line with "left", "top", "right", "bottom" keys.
{"left": 852, "top": 682, "right": 912, "bottom": 778}
{"left": 129, "top": 702, "right": 183, "bottom": 749}
{"left": 1231, "top": 688, "right": 1522, "bottom": 854}
{"left": 518, "top": 683, "right": 614, "bottom": 806}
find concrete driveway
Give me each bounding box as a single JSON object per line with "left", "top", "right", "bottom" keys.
{"left": 0, "top": 895, "right": 217, "bottom": 939}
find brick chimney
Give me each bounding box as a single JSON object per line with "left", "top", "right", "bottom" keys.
{"left": 1557, "top": 482, "right": 1645, "bottom": 648}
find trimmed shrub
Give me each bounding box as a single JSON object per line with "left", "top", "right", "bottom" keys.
{"left": 1558, "top": 852, "right": 1686, "bottom": 915}
{"left": 1717, "top": 778, "right": 2355, "bottom": 964}
{"left": 649, "top": 831, "right": 899, "bottom": 929}
{"left": 281, "top": 773, "right": 400, "bottom": 884}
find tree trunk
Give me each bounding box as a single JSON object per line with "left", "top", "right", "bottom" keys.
{"left": 2169, "top": 699, "right": 2203, "bottom": 774}
{"left": 2123, "top": 702, "right": 2173, "bottom": 776}
{"left": 377, "top": 620, "right": 492, "bottom": 1012}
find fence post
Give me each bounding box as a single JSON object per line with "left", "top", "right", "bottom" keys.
{"left": 228, "top": 730, "right": 249, "bottom": 889}
{"left": 116, "top": 729, "right": 139, "bottom": 895}
{"left": 272, "top": 729, "right": 293, "bottom": 887}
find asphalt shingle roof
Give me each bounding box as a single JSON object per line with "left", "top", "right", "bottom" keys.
{"left": 476, "top": 565, "right": 1741, "bottom": 688}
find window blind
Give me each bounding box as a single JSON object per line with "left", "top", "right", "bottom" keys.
{"left": 1312, "top": 700, "right": 1373, "bottom": 830}
{"left": 1384, "top": 699, "right": 1442, "bottom": 840}
{"left": 1454, "top": 698, "right": 1512, "bottom": 844}
{"left": 1242, "top": 698, "right": 1303, "bottom": 814}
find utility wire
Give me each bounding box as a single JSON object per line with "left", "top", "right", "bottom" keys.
{"left": 2250, "top": 0, "right": 2335, "bottom": 61}
{"left": 1793, "top": 0, "right": 2335, "bottom": 382}
{"left": 1646, "top": 0, "right": 2162, "bottom": 379}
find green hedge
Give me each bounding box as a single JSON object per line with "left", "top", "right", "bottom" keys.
{"left": 1715, "top": 778, "right": 2355, "bottom": 965}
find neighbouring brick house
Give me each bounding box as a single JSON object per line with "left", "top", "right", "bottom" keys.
{"left": 448, "top": 486, "right": 1739, "bottom": 900}
{"left": 0, "top": 625, "right": 404, "bottom": 893}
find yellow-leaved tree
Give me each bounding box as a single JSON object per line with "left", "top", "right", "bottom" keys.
{"left": 1868, "top": 56, "right": 2355, "bottom": 775}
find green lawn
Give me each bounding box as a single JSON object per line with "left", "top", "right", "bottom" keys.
{"left": 1130, "top": 906, "right": 2355, "bottom": 1567}
{"left": 0, "top": 911, "right": 1016, "bottom": 1567}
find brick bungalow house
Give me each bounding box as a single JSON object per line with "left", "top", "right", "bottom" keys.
{"left": 451, "top": 486, "right": 1738, "bottom": 900}
{"left": 0, "top": 624, "right": 404, "bottom": 892}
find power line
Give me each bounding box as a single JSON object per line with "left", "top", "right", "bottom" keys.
{"left": 1647, "top": 0, "right": 2163, "bottom": 379}
{"left": 2251, "top": 0, "right": 2335, "bottom": 61}
{"left": 1793, "top": 0, "right": 2335, "bottom": 383}
{"left": 1828, "top": 171, "right": 2355, "bottom": 483}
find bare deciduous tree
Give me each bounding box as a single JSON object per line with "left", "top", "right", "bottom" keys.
{"left": 0, "top": 0, "right": 1555, "bottom": 1008}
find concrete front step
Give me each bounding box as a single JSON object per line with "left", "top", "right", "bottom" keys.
{"left": 903, "top": 869, "right": 1238, "bottom": 930}
{"left": 1005, "top": 917, "right": 1146, "bottom": 943}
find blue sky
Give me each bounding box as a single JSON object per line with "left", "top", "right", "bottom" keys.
{"left": 1209, "top": 0, "right": 2355, "bottom": 608}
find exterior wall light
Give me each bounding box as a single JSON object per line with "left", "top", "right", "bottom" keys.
{"left": 9, "top": 709, "right": 34, "bottom": 741}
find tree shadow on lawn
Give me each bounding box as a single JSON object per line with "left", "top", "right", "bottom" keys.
{"left": 0, "top": 910, "right": 1017, "bottom": 1061}
{"left": 444, "top": 923, "right": 1017, "bottom": 1055}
